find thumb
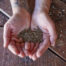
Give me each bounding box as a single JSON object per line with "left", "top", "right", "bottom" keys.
{"left": 50, "top": 35, "right": 57, "bottom": 47}
{"left": 48, "top": 24, "right": 57, "bottom": 46}
{"left": 3, "top": 23, "right": 11, "bottom": 48}
{"left": 47, "top": 17, "right": 57, "bottom": 46}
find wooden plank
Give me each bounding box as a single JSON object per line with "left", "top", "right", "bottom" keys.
{"left": 0, "top": 0, "right": 12, "bottom": 15}
{"left": 0, "top": 0, "right": 66, "bottom": 62}
{"left": 0, "top": 28, "right": 26, "bottom": 66}
{"left": 19, "top": 50, "right": 66, "bottom": 66}
{"left": 0, "top": 28, "right": 4, "bottom": 66}
{"left": 0, "top": 28, "right": 65, "bottom": 66}
{"left": 49, "top": 0, "right": 66, "bottom": 61}
{"left": 50, "top": 16, "right": 66, "bottom": 61}
{"left": 0, "top": 12, "right": 9, "bottom": 27}
{"left": 28, "top": 50, "right": 66, "bottom": 66}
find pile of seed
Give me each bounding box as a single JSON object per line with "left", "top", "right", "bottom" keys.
{"left": 18, "top": 28, "right": 43, "bottom": 43}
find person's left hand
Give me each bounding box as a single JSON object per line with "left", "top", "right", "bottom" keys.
{"left": 3, "top": 8, "right": 31, "bottom": 58}
{"left": 29, "top": 11, "right": 57, "bottom": 61}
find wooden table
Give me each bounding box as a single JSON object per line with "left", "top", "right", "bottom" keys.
{"left": 0, "top": 0, "right": 66, "bottom": 66}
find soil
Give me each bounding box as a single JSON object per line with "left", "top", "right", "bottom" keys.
{"left": 18, "top": 28, "right": 43, "bottom": 43}
{"left": 18, "top": 28, "right": 44, "bottom": 63}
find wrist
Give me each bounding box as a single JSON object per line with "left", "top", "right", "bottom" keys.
{"left": 34, "top": 0, "right": 52, "bottom": 14}
{"left": 13, "top": 8, "right": 28, "bottom": 15}
{"left": 13, "top": 8, "right": 30, "bottom": 20}
{"left": 33, "top": 8, "right": 49, "bottom": 15}
{"left": 12, "top": 7, "right": 26, "bottom": 15}
{"left": 10, "top": 0, "right": 29, "bottom": 15}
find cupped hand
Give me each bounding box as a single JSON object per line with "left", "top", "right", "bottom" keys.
{"left": 3, "top": 8, "right": 31, "bottom": 58}
{"left": 29, "top": 11, "right": 57, "bottom": 61}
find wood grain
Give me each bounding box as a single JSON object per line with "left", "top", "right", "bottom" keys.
{"left": 0, "top": 0, "right": 66, "bottom": 61}
{"left": 0, "top": 0, "right": 66, "bottom": 66}
{"left": 0, "top": 0, "right": 12, "bottom": 15}
{"left": 0, "top": 28, "right": 66, "bottom": 66}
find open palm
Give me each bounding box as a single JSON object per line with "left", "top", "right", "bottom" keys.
{"left": 3, "top": 8, "right": 31, "bottom": 58}
{"left": 29, "top": 11, "right": 57, "bottom": 60}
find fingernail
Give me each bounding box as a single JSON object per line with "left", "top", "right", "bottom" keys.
{"left": 29, "top": 55, "right": 32, "bottom": 59}
{"left": 36, "top": 52, "right": 40, "bottom": 58}
{"left": 3, "top": 44, "right": 6, "bottom": 48}
{"left": 50, "top": 38, "right": 56, "bottom": 47}
{"left": 3, "top": 44, "right": 5, "bottom": 48}
{"left": 51, "top": 44, "right": 55, "bottom": 47}
{"left": 18, "top": 54, "right": 24, "bottom": 58}
{"left": 32, "top": 57, "right": 36, "bottom": 61}
{"left": 51, "top": 42, "right": 56, "bottom": 47}
{"left": 13, "top": 52, "right": 18, "bottom": 56}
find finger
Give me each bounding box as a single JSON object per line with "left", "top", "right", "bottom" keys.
{"left": 20, "top": 43, "right": 25, "bottom": 57}
{"left": 49, "top": 24, "right": 57, "bottom": 46}
{"left": 31, "top": 54, "right": 37, "bottom": 61}
{"left": 29, "top": 43, "right": 38, "bottom": 61}
{"left": 50, "top": 35, "right": 57, "bottom": 46}
{"left": 29, "top": 43, "right": 39, "bottom": 58}
{"left": 24, "top": 49, "right": 30, "bottom": 56}
{"left": 3, "top": 23, "right": 11, "bottom": 48}
{"left": 24, "top": 42, "right": 31, "bottom": 56}
{"left": 30, "top": 42, "right": 35, "bottom": 51}
{"left": 18, "top": 51, "right": 25, "bottom": 58}
{"left": 47, "top": 17, "right": 57, "bottom": 46}
{"left": 31, "top": 43, "right": 39, "bottom": 54}
{"left": 25, "top": 42, "right": 35, "bottom": 57}
{"left": 36, "top": 42, "right": 50, "bottom": 58}
{"left": 20, "top": 43, "right": 24, "bottom": 48}
{"left": 16, "top": 43, "right": 25, "bottom": 58}
{"left": 20, "top": 43, "right": 29, "bottom": 57}
{"left": 36, "top": 37, "right": 50, "bottom": 58}
{"left": 25, "top": 42, "right": 31, "bottom": 50}
{"left": 8, "top": 40, "right": 20, "bottom": 55}
{"left": 12, "top": 36, "right": 23, "bottom": 43}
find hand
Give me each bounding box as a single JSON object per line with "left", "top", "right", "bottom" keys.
{"left": 3, "top": 8, "right": 31, "bottom": 58}
{"left": 29, "top": 11, "right": 57, "bottom": 61}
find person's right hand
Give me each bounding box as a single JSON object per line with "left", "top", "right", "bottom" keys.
{"left": 3, "top": 8, "right": 31, "bottom": 58}
{"left": 29, "top": 10, "right": 57, "bottom": 61}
